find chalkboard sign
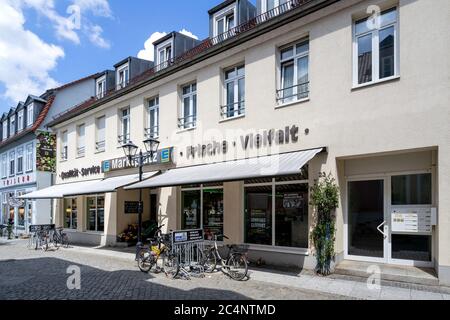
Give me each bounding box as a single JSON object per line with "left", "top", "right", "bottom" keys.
{"left": 172, "top": 229, "right": 204, "bottom": 244}
{"left": 29, "top": 224, "right": 55, "bottom": 233}
{"left": 124, "top": 201, "right": 142, "bottom": 214}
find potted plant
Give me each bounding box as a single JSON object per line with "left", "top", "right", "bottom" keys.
{"left": 310, "top": 172, "right": 339, "bottom": 276}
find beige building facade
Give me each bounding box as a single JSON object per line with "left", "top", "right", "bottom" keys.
{"left": 37, "top": 0, "right": 450, "bottom": 284}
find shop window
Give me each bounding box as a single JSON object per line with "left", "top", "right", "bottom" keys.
{"left": 87, "top": 195, "right": 104, "bottom": 232}
{"left": 64, "top": 198, "right": 77, "bottom": 230}
{"left": 17, "top": 191, "right": 25, "bottom": 227}
{"left": 181, "top": 189, "right": 201, "bottom": 230}
{"left": 244, "top": 185, "right": 273, "bottom": 246}
{"left": 1, "top": 193, "right": 7, "bottom": 224}
{"left": 391, "top": 173, "right": 432, "bottom": 205}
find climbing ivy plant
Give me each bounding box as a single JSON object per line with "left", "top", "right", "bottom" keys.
{"left": 310, "top": 172, "right": 339, "bottom": 276}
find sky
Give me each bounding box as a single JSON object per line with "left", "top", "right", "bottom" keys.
{"left": 0, "top": 0, "right": 256, "bottom": 113}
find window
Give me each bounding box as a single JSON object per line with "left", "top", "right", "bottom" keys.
{"left": 87, "top": 195, "right": 104, "bottom": 232}
{"left": 353, "top": 7, "right": 398, "bottom": 86}
{"left": 215, "top": 7, "right": 235, "bottom": 38}
{"left": 223, "top": 65, "right": 245, "bottom": 118}
{"left": 119, "top": 107, "right": 130, "bottom": 145}
{"left": 391, "top": 173, "right": 432, "bottom": 206}
{"left": 96, "top": 78, "right": 106, "bottom": 99}
{"left": 262, "top": 0, "right": 290, "bottom": 14}
{"left": 26, "top": 143, "right": 33, "bottom": 172}
{"left": 179, "top": 83, "right": 197, "bottom": 129}
{"left": 64, "top": 198, "right": 77, "bottom": 230}
{"left": 17, "top": 110, "right": 24, "bottom": 131}
{"left": 278, "top": 38, "right": 309, "bottom": 104}
{"left": 9, "top": 151, "right": 15, "bottom": 176}
{"left": 146, "top": 97, "right": 159, "bottom": 138}
{"left": 244, "top": 175, "right": 309, "bottom": 248}
{"left": 96, "top": 116, "right": 106, "bottom": 152}
{"left": 17, "top": 190, "right": 25, "bottom": 227}
{"left": 9, "top": 116, "right": 15, "bottom": 136}
{"left": 158, "top": 45, "right": 172, "bottom": 68}
{"left": 16, "top": 147, "right": 23, "bottom": 174}
{"left": 181, "top": 184, "right": 224, "bottom": 241}
{"left": 1, "top": 154, "right": 7, "bottom": 178}
{"left": 117, "top": 66, "right": 129, "bottom": 90}
{"left": 77, "top": 124, "right": 85, "bottom": 157}
{"left": 27, "top": 104, "right": 34, "bottom": 127}
{"left": 61, "top": 131, "right": 68, "bottom": 161}
{"left": 1, "top": 193, "right": 7, "bottom": 224}
{"left": 2, "top": 121, "right": 7, "bottom": 140}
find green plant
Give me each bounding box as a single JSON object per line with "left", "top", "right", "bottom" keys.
{"left": 310, "top": 172, "right": 339, "bottom": 276}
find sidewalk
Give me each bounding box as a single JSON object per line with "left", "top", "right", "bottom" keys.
{"left": 65, "top": 244, "right": 450, "bottom": 300}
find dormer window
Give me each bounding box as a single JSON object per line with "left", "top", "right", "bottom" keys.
{"left": 117, "top": 65, "right": 129, "bottom": 90}
{"left": 27, "top": 104, "right": 34, "bottom": 127}
{"left": 158, "top": 45, "right": 172, "bottom": 66}
{"left": 2, "top": 121, "right": 7, "bottom": 141}
{"left": 17, "top": 110, "right": 24, "bottom": 131}
{"left": 9, "top": 117, "right": 15, "bottom": 136}
{"left": 96, "top": 76, "right": 106, "bottom": 99}
{"left": 214, "top": 5, "right": 236, "bottom": 38}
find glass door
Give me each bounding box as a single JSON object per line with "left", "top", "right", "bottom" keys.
{"left": 347, "top": 179, "right": 387, "bottom": 262}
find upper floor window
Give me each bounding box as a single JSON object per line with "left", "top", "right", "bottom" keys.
{"left": 117, "top": 66, "right": 129, "bottom": 90}
{"left": 158, "top": 44, "right": 172, "bottom": 67}
{"left": 214, "top": 5, "right": 236, "bottom": 39}
{"left": 222, "top": 65, "right": 245, "bottom": 119}
{"left": 1, "top": 154, "right": 7, "bottom": 178}
{"left": 119, "top": 107, "right": 130, "bottom": 145}
{"left": 17, "top": 110, "right": 24, "bottom": 131}
{"left": 9, "top": 116, "right": 15, "bottom": 136}
{"left": 61, "top": 131, "right": 68, "bottom": 161}
{"left": 16, "top": 147, "right": 23, "bottom": 174}
{"left": 277, "top": 38, "right": 309, "bottom": 105}
{"left": 96, "top": 116, "right": 106, "bottom": 152}
{"left": 146, "top": 97, "right": 159, "bottom": 139}
{"left": 179, "top": 83, "right": 197, "bottom": 130}
{"left": 353, "top": 7, "right": 398, "bottom": 86}
{"left": 77, "top": 124, "right": 85, "bottom": 158}
{"left": 9, "top": 151, "right": 15, "bottom": 176}
{"left": 27, "top": 104, "right": 34, "bottom": 127}
{"left": 2, "top": 121, "right": 7, "bottom": 141}
{"left": 26, "top": 143, "right": 33, "bottom": 172}
{"left": 96, "top": 77, "right": 106, "bottom": 99}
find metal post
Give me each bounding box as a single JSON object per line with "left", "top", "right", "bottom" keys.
{"left": 137, "top": 150, "right": 143, "bottom": 247}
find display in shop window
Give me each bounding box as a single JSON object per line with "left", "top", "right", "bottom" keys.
{"left": 36, "top": 131, "right": 57, "bottom": 172}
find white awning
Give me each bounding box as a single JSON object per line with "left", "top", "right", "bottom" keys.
{"left": 19, "top": 172, "right": 158, "bottom": 199}
{"left": 125, "top": 148, "right": 323, "bottom": 190}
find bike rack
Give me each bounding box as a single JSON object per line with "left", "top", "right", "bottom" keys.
{"left": 170, "top": 229, "right": 206, "bottom": 279}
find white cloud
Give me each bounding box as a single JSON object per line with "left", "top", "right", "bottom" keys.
{"left": 137, "top": 29, "right": 199, "bottom": 62}
{"left": 0, "top": 0, "right": 64, "bottom": 103}
{"left": 73, "top": 0, "right": 112, "bottom": 17}
{"left": 85, "top": 24, "right": 111, "bottom": 49}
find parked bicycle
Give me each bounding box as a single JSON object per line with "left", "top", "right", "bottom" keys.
{"left": 137, "top": 225, "right": 174, "bottom": 274}
{"left": 200, "top": 234, "right": 248, "bottom": 281}
{"left": 51, "top": 227, "right": 69, "bottom": 248}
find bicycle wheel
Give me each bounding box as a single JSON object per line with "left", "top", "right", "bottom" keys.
{"left": 162, "top": 253, "right": 179, "bottom": 279}
{"left": 61, "top": 234, "right": 69, "bottom": 248}
{"left": 200, "top": 249, "right": 217, "bottom": 273}
{"left": 52, "top": 233, "right": 60, "bottom": 248}
{"left": 41, "top": 237, "right": 49, "bottom": 252}
{"left": 137, "top": 249, "right": 155, "bottom": 273}
{"left": 226, "top": 253, "right": 248, "bottom": 281}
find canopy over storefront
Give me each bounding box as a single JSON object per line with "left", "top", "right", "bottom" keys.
{"left": 125, "top": 148, "right": 324, "bottom": 189}
{"left": 19, "top": 172, "right": 158, "bottom": 199}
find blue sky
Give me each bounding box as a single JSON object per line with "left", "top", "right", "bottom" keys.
{"left": 0, "top": 0, "right": 255, "bottom": 113}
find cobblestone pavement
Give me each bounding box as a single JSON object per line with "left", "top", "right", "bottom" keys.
{"left": 0, "top": 239, "right": 345, "bottom": 300}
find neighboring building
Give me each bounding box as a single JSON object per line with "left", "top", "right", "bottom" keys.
{"left": 28, "top": 0, "right": 450, "bottom": 285}
{"left": 0, "top": 75, "right": 98, "bottom": 234}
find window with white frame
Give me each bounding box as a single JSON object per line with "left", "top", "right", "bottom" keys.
{"left": 17, "top": 110, "right": 24, "bottom": 131}
{"left": 1, "top": 154, "right": 7, "bottom": 178}
{"left": 353, "top": 7, "right": 398, "bottom": 86}
{"left": 87, "top": 195, "right": 104, "bottom": 232}
{"left": 61, "top": 131, "right": 68, "bottom": 160}
{"left": 96, "top": 77, "right": 106, "bottom": 99}
{"left": 26, "top": 143, "right": 33, "bottom": 172}
{"left": 119, "top": 107, "right": 130, "bottom": 145}
{"left": 146, "top": 97, "right": 159, "bottom": 138}
{"left": 77, "top": 124, "right": 85, "bottom": 157}
{"left": 223, "top": 65, "right": 245, "bottom": 118}
{"left": 9, "top": 116, "right": 15, "bottom": 137}
{"left": 9, "top": 151, "right": 15, "bottom": 176}
{"left": 2, "top": 121, "right": 7, "bottom": 140}
{"left": 179, "top": 83, "right": 197, "bottom": 129}
{"left": 27, "top": 104, "right": 34, "bottom": 127}
{"left": 262, "top": 0, "right": 291, "bottom": 15}
{"left": 278, "top": 38, "right": 309, "bottom": 104}
{"left": 96, "top": 116, "right": 106, "bottom": 152}
{"left": 157, "top": 43, "right": 172, "bottom": 68}
{"left": 117, "top": 65, "right": 129, "bottom": 90}
{"left": 16, "top": 147, "right": 23, "bottom": 174}
{"left": 214, "top": 5, "right": 236, "bottom": 39}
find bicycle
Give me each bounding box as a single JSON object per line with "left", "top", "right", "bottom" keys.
{"left": 36, "top": 230, "right": 50, "bottom": 251}
{"left": 200, "top": 234, "right": 248, "bottom": 281}
{"left": 51, "top": 227, "right": 69, "bottom": 248}
{"left": 137, "top": 225, "right": 173, "bottom": 274}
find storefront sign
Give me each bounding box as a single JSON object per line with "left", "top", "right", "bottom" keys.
{"left": 60, "top": 165, "right": 101, "bottom": 180}
{"left": 101, "top": 147, "right": 174, "bottom": 173}
{"left": 1, "top": 172, "right": 36, "bottom": 189}
{"left": 172, "top": 229, "right": 204, "bottom": 244}
{"left": 36, "top": 131, "right": 56, "bottom": 172}
{"left": 124, "top": 201, "right": 142, "bottom": 214}
{"left": 186, "top": 125, "right": 300, "bottom": 159}
{"left": 391, "top": 208, "right": 433, "bottom": 234}
{"left": 29, "top": 224, "right": 55, "bottom": 233}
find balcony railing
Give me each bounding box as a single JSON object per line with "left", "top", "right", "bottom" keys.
{"left": 77, "top": 146, "right": 85, "bottom": 158}
{"left": 117, "top": 134, "right": 130, "bottom": 146}
{"left": 145, "top": 127, "right": 159, "bottom": 139}
{"left": 116, "top": 80, "right": 130, "bottom": 91}
{"left": 276, "top": 81, "right": 309, "bottom": 104}
{"left": 96, "top": 140, "right": 105, "bottom": 152}
{"left": 178, "top": 115, "right": 197, "bottom": 130}
{"left": 220, "top": 101, "right": 245, "bottom": 119}
{"left": 96, "top": 91, "right": 106, "bottom": 100}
